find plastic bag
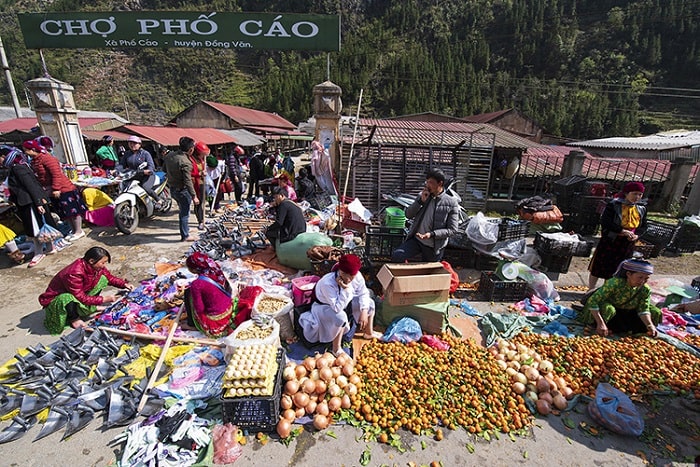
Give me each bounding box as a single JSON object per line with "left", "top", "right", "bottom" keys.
{"left": 516, "top": 263, "right": 560, "bottom": 301}
{"left": 382, "top": 317, "right": 422, "bottom": 343}
{"left": 420, "top": 334, "right": 450, "bottom": 351}
{"left": 36, "top": 215, "right": 63, "bottom": 243}
{"left": 466, "top": 212, "right": 498, "bottom": 245}
{"left": 440, "top": 261, "right": 460, "bottom": 293}
{"left": 587, "top": 382, "right": 644, "bottom": 436}
{"left": 211, "top": 423, "right": 243, "bottom": 465}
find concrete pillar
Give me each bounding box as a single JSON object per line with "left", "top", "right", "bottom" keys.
{"left": 682, "top": 167, "right": 700, "bottom": 215}
{"left": 312, "top": 81, "right": 342, "bottom": 173}
{"left": 25, "top": 76, "right": 89, "bottom": 167}
{"left": 652, "top": 159, "right": 695, "bottom": 212}
{"left": 560, "top": 150, "right": 586, "bottom": 178}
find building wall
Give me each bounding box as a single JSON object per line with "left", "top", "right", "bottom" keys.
{"left": 493, "top": 112, "right": 543, "bottom": 143}
{"left": 173, "top": 104, "right": 235, "bottom": 129}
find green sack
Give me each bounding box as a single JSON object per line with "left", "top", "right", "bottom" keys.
{"left": 378, "top": 300, "right": 461, "bottom": 337}
{"left": 276, "top": 232, "right": 333, "bottom": 270}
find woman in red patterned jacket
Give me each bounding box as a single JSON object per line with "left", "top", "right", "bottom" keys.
{"left": 39, "top": 246, "right": 133, "bottom": 334}
{"left": 24, "top": 139, "right": 88, "bottom": 242}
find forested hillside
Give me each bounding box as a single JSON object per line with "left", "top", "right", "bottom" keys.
{"left": 0, "top": 0, "right": 698, "bottom": 139}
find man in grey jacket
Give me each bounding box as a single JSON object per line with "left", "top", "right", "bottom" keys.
{"left": 164, "top": 136, "right": 199, "bottom": 241}
{"left": 391, "top": 168, "right": 460, "bottom": 262}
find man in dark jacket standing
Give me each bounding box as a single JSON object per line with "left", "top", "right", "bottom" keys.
{"left": 247, "top": 149, "right": 265, "bottom": 200}
{"left": 164, "top": 137, "right": 199, "bottom": 241}
{"left": 266, "top": 187, "right": 306, "bottom": 249}
{"left": 226, "top": 145, "right": 245, "bottom": 203}
{"left": 391, "top": 168, "right": 460, "bottom": 262}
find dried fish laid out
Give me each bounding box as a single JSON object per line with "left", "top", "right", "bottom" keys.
{"left": 0, "top": 327, "right": 159, "bottom": 444}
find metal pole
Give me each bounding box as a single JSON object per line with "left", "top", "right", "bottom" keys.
{"left": 0, "top": 35, "right": 23, "bottom": 118}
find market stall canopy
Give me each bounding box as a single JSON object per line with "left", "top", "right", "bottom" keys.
{"left": 92, "top": 125, "right": 241, "bottom": 147}
{"left": 215, "top": 129, "right": 266, "bottom": 147}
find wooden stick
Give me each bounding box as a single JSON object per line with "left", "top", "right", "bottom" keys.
{"left": 96, "top": 326, "right": 224, "bottom": 347}
{"left": 137, "top": 305, "right": 184, "bottom": 413}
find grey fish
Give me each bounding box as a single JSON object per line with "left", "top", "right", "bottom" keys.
{"left": 33, "top": 406, "right": 70, "bottom": 442}
{"left": 0, "top": 416, "right": 36, "bottom": 444}
{"left": 106, "top": 386, "right": 138, "bottom": 427}
{"left": 52, "top": 380, "right": 81, "bottom": 406}
{"left": 62, "top": 406, "right": 94, "bottom": 440}
{"left": 0, "top": 392, "right": 24, "bottom": 417}
{"left": 19, "top": 391, "right": 52, "bottom": 418}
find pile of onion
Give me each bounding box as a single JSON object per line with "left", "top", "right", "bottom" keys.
{"left": 276, "top": 351, "right": 358, "bottom": 438}
{"left": 490, "top": 339, "right": 573, "bottom": 416}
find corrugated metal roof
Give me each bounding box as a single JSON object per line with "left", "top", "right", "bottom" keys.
{"left": 245, "top": 125, "right": 308, "bottom": 136}
{"left": 520, "top": 145, "right": 699, "bottom": 182}
{"left": 461, "top": 108, "right": 513, "bottom": 123}
{"left": 569, "top": 130, "right": 700, "bottom": 151}
{"left": 119, "top": 125, "right": 238, "bottom": 146}
{"left": 0, "top": 107, "right": 127, "bottom": 123}
{"left": 203, "top": 101, "right": 297, "bottom": 130}
{"left": 214, "top": 129, "right": 266, "bottom": 146}
{"left": 347, "top": 118, "right": 543, "bottom": 149}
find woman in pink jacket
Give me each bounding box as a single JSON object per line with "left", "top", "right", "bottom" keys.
{"left": 24, "top": 139, "right": 88, "bottom": 242}
{"left": 40, "top": 247, "right": 133, "bottom": 334}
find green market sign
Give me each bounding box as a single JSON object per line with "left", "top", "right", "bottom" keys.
{"left": 17, "top": 12, "right": 340, "bottom": 51}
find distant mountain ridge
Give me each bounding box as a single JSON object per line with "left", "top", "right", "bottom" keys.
{"left": 0, "top": 0, "right": 698, "bottom": 138}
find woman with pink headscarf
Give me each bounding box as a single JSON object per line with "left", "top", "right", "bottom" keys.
{"left": 183, "top": 252, "right": 235, "bottom": 337}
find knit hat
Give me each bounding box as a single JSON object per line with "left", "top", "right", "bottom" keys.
{"left": 336, "top": 254, "right": 362, "bottom": 276}
{"left": 194, "top": 141, "right": 210, "bottom": 155}
{"left": 206, "top": 155, "right": 218, "bottom": 168}
{"left": 623, "top": 181, "right": 645, "bottom": 194}
{"left": 127, "top": 135, "right": 142, "bottom": 144}
{"left": 616, "top": 258, "right": 654, "bottom": 277}
{"left": 22, "top": 139, "right": 45, "bottom": 153}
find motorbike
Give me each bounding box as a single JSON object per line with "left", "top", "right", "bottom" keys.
{"left": 113, "top": 162, "right": 172, "bottom": 234}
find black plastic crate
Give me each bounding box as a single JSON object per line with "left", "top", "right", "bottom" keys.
{"left": 447, "top": 230, "right": 472, "bottom": 250}
{"left": 692, "top": 276, "right": 700, "bottom": 294}
{"left": 442, "top": 247, "right": 475, "bottom": 269}
{"left": 571, "top": 195, "right": 609, "bottom": 215}
{"left": 365, "top": 226, "right": 407, "bottom": 262}
{"left": 641, "top": 220, "right": 678, "bottom": 246}
{"left": 552, "top": 175, "right": 588, "bottom": 213}
{"left": 305, "top": 191, "right": 333, "bottom": 210}
{"left": 667, "top": 222, "right": 700, "bottom": 254}
{"left": 478, "top": 271, "right": 529, "bottom": 302}
{"left": 488, "top": 218, "right": 530, "bottom": 241}
{"left": 538, "top": 253, "right": 573, "bottom": 273}
{"left": 221, "top": 348, "right": 285, "bottom": 432}
{"left": 571, "top": 239, "right": 594, "bottom": 257}
{"left": 632, "top": 240, "right": 656, "bottom": 259}
{"left": 474, "top": 250, "right": 500, "bottom": 271}
{"left": 534, "top": 232, "right": 575, "bottom": 256}
{"left": 563, "top": 218, "right": 600, "bottom": 236}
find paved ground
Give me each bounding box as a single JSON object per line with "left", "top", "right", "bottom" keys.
{"left": 0, "top": 208, "right": 698, "bottom": 466}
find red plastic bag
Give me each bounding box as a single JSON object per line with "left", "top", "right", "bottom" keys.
{"left": 420, "top": 334, "right": 450, "bottom": 351}
{"left": 441, "top": 261, "right": 460, "bottom": 293}
{"left": 212, "top": 423, "right": 243, "bottom": 464}
{"left": 233, "top": 285, "right": 264, "bottom": 327}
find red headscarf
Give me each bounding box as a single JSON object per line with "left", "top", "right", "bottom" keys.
{"left": 186, "top": 252, "right": 227, "bottom": 288}
{"left": 336, "top": 254, "right": 362, "bottom": 276}
{"left": 622, "top": 181, "right": 645, "bottom": 194}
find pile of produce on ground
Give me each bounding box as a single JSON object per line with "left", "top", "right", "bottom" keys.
{"left": 352, "top": 336, "right": 532, "bottom": 437}
{"left": 512, "top": 333, "right": 700, "bottom": 399}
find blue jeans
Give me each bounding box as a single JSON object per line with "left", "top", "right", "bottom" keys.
{"left": 172, "top": 189, "right": 192, "bottom": 240}
{"left": 391, "top": 236, "right": 442, "bottom": 262}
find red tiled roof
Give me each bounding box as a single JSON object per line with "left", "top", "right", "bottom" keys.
{"left": 204, "top": 101, "right": 296, "bottom": 130}
{"left": 0, "top": 118, "right": 38, "bottom": 133}
{"left": 108, "top": 126, "right": 239, "bottom": 146}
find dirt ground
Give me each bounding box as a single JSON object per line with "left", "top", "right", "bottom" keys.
{"left": 0, "top": 210, "right": 699, "bottom": 466}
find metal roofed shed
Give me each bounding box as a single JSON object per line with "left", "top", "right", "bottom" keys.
{"left": 568, "top": 130, "right": 700, "bottom": 160}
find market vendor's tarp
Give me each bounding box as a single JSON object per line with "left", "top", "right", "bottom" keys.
{"left": 241, "top": 246, "right": 298, "bottom": 275}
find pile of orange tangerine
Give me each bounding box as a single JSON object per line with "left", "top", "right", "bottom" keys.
{"left": 352, "top": 336, "right": 532, "bottom": 436}
{"left": 512, "top": 334, "right": 700, "bottom": 398}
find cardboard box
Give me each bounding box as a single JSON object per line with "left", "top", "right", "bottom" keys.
{"left": 378, "top": 300, "right": 450, "bottom": 335}
{"left": 376, "top": 262, "right": 451, "bottom": 306}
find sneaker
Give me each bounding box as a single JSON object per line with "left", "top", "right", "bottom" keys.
{"left": 66, "top": 231, "right": 86, "bottom": 242}
{"left": 197, "top": 224, "right": 205, "bottom": 231}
